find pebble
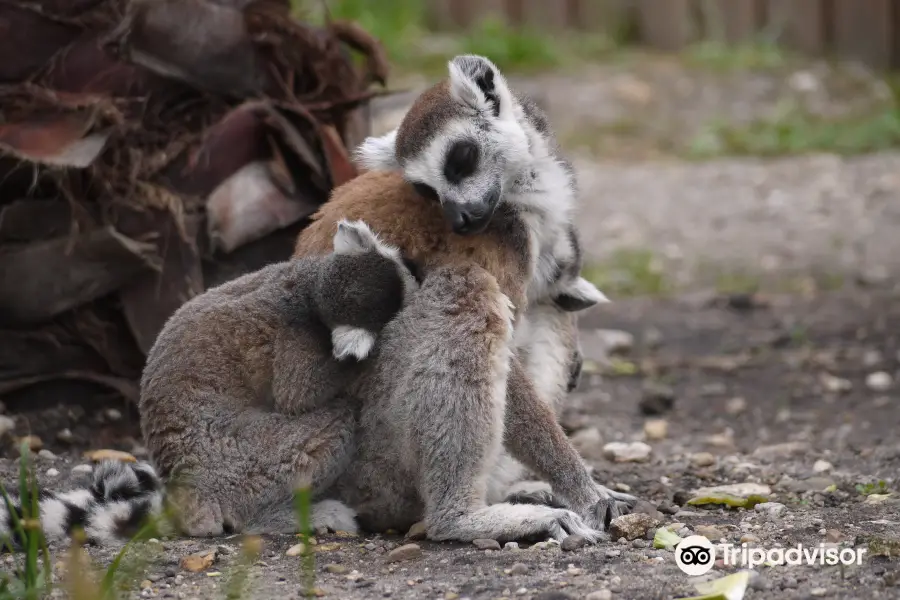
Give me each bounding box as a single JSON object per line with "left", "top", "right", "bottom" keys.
{"left": 595, "top": 329, "right": 634, "bottom": 354}
{"left": 639, "top": 382, "right": 675, "bottom": 415}
{"left": 504, "top": 542, "right": 520, "bottom": 551}
{"left": 609, "top": 513, "right": 659, "bottom": 541}
{"left": 566, "top": 565, "right": 584, "bottom": 576}
{"left": 812, "top": 460, "right": 833, "bottom": 473}
{"left": 825, "top": 529, "right": 844, "bottom": 543}
{"left": 17, "top": 435, "right": 42, "bottom": 452}
{"left": 674, "top": 511, "right": 705, "bottom": 519}
{"left": 866, "top": 371, "right": 893, "bottom": 391}
{"left": 694, "top": 525, "right": 725, "bottom": 540}
{"left": 285, "top": 544, "right": 306, "bottom": 557}
{"left": 325, "top": 564, "right": 349, "bottom": 574}
{"left": 510, "top": 562, "right": 529, "bottom": 575}
{"left": 405, "top": 521, "right": 427, "bottom": 541}
{"left": 753, "top": 441, "right": 809, "bottom": 460}
{"left": 603, "top": 441, "right": 652, "bottom": 463}
{"left": 810, "top": 588, "right": 828, "bottom": 597}
{"left": 754, "top": 502, "right": 786, "bottom": 518}
{"left": 725, "top": 397, "right": 747, "bottom": 415}
{"left": 691, "top": 452, "right": 716, "bottom": 467}
{"left": 385, "top": 544, "right": 422, "bottom": 563}
{"left": 105, "top": 408, "right": 123, "bottom": 421}
{"left": 643, "top": 419, "right": 668, "bottom": 440}
{"left": 571, "top": 427, "right": 604, "bottom": 459}
{"left": 863, "top": 350, "right": 883, "bottom": 367}
{"left": 605, "top": 549, "right": 621, "bottom": 558}
{"left": 560, "top": 535, "right": 586, "bottom": 551}
{"left": 585, "top": 591, "right": 612, "bottom": 600}
{"left": 46, "top": 468, "right": 59, "bottom": 477}
{"left": 0, "top": 415, "right": 15, "bottom": 437}
{"left": 820, "top": 373, "right": 852, "bottom": 393}
{"left": 472, "top": 539, "right": 500, "bottom": 551}
{"left": 56, "top": 429, "right": 74, "bottom": 444}
{"left": 741, "top": 534, "right": 761, "bottom": 544}
{"left": 38, "top": 449, "right": 57, "bottom": 461}
{"left": 72, "top": 464, "right": 93, "bottom": 475}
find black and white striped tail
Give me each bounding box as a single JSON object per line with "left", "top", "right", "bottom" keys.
{"left": 1, "top": 460, "right": 165, "bottom": 549}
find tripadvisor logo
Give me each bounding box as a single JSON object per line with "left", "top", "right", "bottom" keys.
{"left": 674, "top": 536, "right": 868, "bottom": 575}
{"left": 675, "top": 536, "right": 716, "bottom": 576}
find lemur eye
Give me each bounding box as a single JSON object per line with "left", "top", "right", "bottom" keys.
{"left": 412, "top": 182, "right": 439, "bottom": 201}
{"left": 443, "top": 140, "right": 479, "bottom": 184}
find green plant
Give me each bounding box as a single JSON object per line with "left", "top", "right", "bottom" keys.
{"left": 0, "top": 442, "right": 52, "bottom": 600}
{"left": 582, "top": 249, "right": 670, "bottom": 298}
{"left": 855, "top": 480, "right": 891, "bottom": 496}
{"left": 293, "top": 486, "right": 316, "bottom": 597}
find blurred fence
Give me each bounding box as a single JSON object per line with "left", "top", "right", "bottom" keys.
{"left": 426, "top": 0, "right": 900, "bottom": 70}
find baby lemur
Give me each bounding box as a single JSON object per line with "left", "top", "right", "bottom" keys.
{"left": 138, "top": 219, "right": 416, "bottom": 536}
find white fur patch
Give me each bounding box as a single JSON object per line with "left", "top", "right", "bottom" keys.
{"left": 332, "top": 326, "right": 377, "bottom": 361}
{"left": 310, "top": 500, "right": 359, "bottom": 534}
{"left": 569, "top": 277, "right": 609, "bottom": 304}
{"left": 355, "top": 129, "right": 399, "bottom": 171}
{"left": 333, "top": 219, "right": 402, "bottom": 262}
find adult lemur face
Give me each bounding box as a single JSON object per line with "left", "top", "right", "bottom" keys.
{"left": 357, "top": 55, "right": 531, "bottom": 236}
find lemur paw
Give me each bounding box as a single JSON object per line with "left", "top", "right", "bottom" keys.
{"left": 595, "top": 483, "right": 639, "bottom": 513}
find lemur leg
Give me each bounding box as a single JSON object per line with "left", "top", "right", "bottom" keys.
{"left": 157, "top": 403, "right": 355, "bottom": 537}
{"left": 502, "top": 357, "right": 637, "bottom": 531}
{"left": 346, "top": 265, "right": 604, "bottom": 543}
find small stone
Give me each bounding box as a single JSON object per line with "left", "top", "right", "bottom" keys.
{"left": 385, "top": 544, "right": 422, "bottom": 563}
{"left": 605, "top": 549, "right": 621, "bottom": 558}
{"left": 140, "top": 580, "right": 153, "bottom": 590}
{"left": 586, "top": 591, "right": 613, "bottom": 600}
{"left": 105, "top": 408, "right": 123, "bottom": 421}
{"left": 674, "top": 511, "right": 705, "bottom": 519}
{"left": 560, "top": 535, "right": 586, "bottom": 551}
{"left": 810, "top": 588, "right": 828, "bottom": 597}
{"left": 180, "top": 550, "right": 216, "bottom": 572}
{"left": 38, "top": 449, "right": 57, "bottom": 461}
{"left": 725, "top": 397, "right": 747, "bottom": 415}
{"left": 405, "top": 521, "right": 427, "bottom": 541}
{"left": 820, "top": 373, "right": 852, "bottom": 393}
{"left": 595, "top": 329, "right": 634, "bottom": 354}
{"left": 0, "top": 415, "right": 15, "bottom": 437}
{"left": 46, "top": 468, "right": 59, "bottom": 477}
{"left": 694, "top": 525, "right": 725, "bottom": 540}
{"left": 691, "top": 452, "right": 716, "bottom": 467}
{"left": 866, "top": 371, "right": 893, "bottom": 392}
{"left": 504, "top": 542, "right": 520, "bottom": 551}
{"left": 825, "top": 529, "right": 844, "bottom": 543}
{"left": 863, "top": 350, "right": 883, "bottom": 367}
{"left": 609, "top": 513, "right": 659, "bottom": 541}
{"left": 753, "top": 442, "right": 809, "bottom": 461}
{"left": 566, "top": 565, "right": 583, "bottom": 576}
{"left": 472, "top": 538, "right": 501, "bottom": 551}
{"left": 570, "top": 427, "right": 604, "bottom": 459}
{"left": 603, "top": 441, "right": 651, "bottom": 463}
{"left": 754, "top": 502, "right": 786, "bottom": 518}
{"left": 740, "top": 534, "right": 760, "bottom": 544}
{"left": 16, "top": 435, "right": 42, "bottom": 452}
{"left": 643, "top": 419, "right": 668, "bottom": 440}
{"left": 325, "top": 564, "right": 349, "bottom": 574}
{"left": 56, "top": 429, "right": 74, "bottom": 444}
{"left": 510, "top": 562, "right": 529, "bottom": 575}
{"left": 812, "top": 460, "right": 833, "bottom": 473}
{"left": 285, "top": 543, "right": 306, "bottom": 557}
{"left": 639, "top": 382, "right": 675, "bottom": 415}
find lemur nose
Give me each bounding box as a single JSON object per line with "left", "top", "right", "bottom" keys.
{"left": 444, "top": 202, "right": 487, "bottom": 235}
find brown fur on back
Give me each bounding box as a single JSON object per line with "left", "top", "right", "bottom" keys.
{"left": 293, "top": 170, "right": 532, "bottom": 318}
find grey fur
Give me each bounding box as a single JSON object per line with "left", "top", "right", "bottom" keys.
{"left": 139, "top": 219, "right": 415, "bottom": 536}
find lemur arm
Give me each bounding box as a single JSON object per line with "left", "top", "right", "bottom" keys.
{"left": 502, "top": 355, "right": 601, "bottom": 512}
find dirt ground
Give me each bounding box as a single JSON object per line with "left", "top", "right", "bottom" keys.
{"left": 3, "top": 54, "right": 900, "bottom": 600}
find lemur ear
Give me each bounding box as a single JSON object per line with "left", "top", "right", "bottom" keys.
{"left": 553, "top": 277, "right": 610, "bottom": 312}
{"left": 448, "top": 54, "right": 510, "bottom": 119}
{"left": 355, "top": 129, "right": 400, "bottom": 171}
{"left": 333, "top": 219, "right": 377, "bottom": 255}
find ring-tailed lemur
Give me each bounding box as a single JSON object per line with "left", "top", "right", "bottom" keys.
{"left": 5, "top": 55, "right": 638, "bottom": 547}
{"left": 1, "top": 220, "right": 416, "bottom": 546}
